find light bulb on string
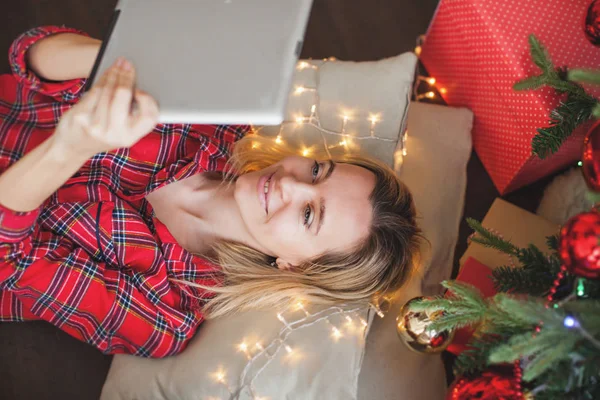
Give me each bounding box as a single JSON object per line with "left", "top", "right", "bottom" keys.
{"left": 417, "top": 91, "right": 436, "bottom": 100}
{"left": 563, "top": 316, "right": 578, "bottom": 328}
{"left": 418, "top": 76, "right": 436, "bottom": 85}
{"left": 213, "top": 370, "right": 226, "bottom": 383}
{"left": 275, "top": 135, "right": 283, "bottom": 144}
{"left": 331, "top": 327, "right": 343, "bottom": 340}
{"left": 439, "top": 87, "right": 447, "bottom": 95}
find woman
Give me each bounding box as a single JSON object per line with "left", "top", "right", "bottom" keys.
{"left": 0, "top": 27, "right": 420, "bottom": 357}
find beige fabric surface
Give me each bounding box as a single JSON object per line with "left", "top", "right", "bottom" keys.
{"left": 358, "top": 102, "right": 473, "bottom": 400}
{"left": 101, "top": 54, "right": 416, "bottom": 400}
{"left": 258, "top": 53, "right": 417, "bottom": 168}
{"left": 101, "top": 67, "right": 473, "bottom": 400}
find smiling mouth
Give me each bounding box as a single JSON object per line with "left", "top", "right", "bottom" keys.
{"left": 263, "top": 174, "right": 273, "bottom": 214}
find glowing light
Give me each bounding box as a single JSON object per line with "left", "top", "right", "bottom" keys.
{"left": 439, "top": 87, "right": 448, "bottom": 95}
{"left": 427, "top": 77, "right": 436, "bottom": 85}
{"left": 213, "top": 370, "right": 226, "bottom": 383}
{"left": 369, "top": 114, "right": 379, "bottom": 124}
{"left": 284, "top": 345, "right": 294, "bottom": 354}
{"left": 331, "top": 327, "right": 343, "bottom": 339}
{"left": 238, "top": 342, "right": 248, "bottom": 352}
{"left": 339, "top": 140, "right": 347, "bottom": 146}
{"left": 415, "top": 46, "right": 422, "bottom": 56}
{"left": 426, "top": 91, "right": 435, "bottom": 99}
{"left": 275, "top": 136, "right": 283, "bottom": 144}
{"left": 255, "top": 342, "right": 264, "bottom": 351}
{"left": 343, "top": 115, "right": 350, "bottom": 122}
{"left": 297, "top": 61, "right": 310, "bottom": 70}
{"left": 277, "top": 313, "right": 285, "bottom": 322}
{"left": 564, "top": 316, "right": 577, "bottom": 328}
{"left": 311, "top": 104, "right": 316, "bottom": 114}
{"left": 302, "top": 148, "right": 311, "bottom": 157}
{"left": 296, "top": 116, "right": 305, "bottom": 124}
{"left": 295, "top": 86, "right": 306, "bottom": 95}
{"left": 578, "top": 160, "right": 583, "bottom": 167}
{"left": 251, "top": 142, "right": 259, "bottom": 149}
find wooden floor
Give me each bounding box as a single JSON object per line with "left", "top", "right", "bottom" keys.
{"left": 0, "top": 1, "right": 557, "bottom": 399}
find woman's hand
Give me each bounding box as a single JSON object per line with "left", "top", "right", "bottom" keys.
{"left": 53, "top": 57, "right": 159, "bottom": 158}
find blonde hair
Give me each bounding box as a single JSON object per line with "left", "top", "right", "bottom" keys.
{"left": 181, "top": 135, "right": 421, "bottom": 319}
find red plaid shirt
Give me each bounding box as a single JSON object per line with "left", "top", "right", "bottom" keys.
{"left": 0, "top": 26, "right": 249, "bottom": 357}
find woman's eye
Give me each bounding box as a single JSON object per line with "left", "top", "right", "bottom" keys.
{"left": 311, "top": 161, "right": 320, "bottom": 181}
{"left": 303, "top": 204, "right": 313, "bottom": 226}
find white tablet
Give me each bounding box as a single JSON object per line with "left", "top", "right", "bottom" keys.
{"left": 88, "top": 0, "right": 314, "bottom": 125}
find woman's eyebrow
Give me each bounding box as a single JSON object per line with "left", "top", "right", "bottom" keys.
{"left": 316, "top": 161, "right": 335, "bottom": 235}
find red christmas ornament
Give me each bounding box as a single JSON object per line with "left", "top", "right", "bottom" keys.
{"left": 582, "top": 120, "right": 600, "bottom": 192}
{"left": 559, "top": 210, "right": 600, "bottom": 279}
{"left": 447, "top": 366, "right": 525, "bottom": 400}
{"left": 585, "top": 0, "right": 600, "bottom": 46}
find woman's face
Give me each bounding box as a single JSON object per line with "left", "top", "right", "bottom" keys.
{"left": 234, "top": 156, "right": 375, "bottom": 268}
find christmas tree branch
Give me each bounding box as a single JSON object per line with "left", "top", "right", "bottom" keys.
{"left": 466, "top": 218, "right": 520, "bottom": 256}
{"left": 513, "top": 34, "right": 598, "bottom": 159}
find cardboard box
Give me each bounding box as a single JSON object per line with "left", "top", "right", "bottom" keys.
{"left": 460, "top": 198, "right": 560, "bottom": 270}
{"left": 420, "top": 0, "right": 600, "bottom": 194}
{"left": 448, "top": 198, "right": 560, "bottom": 355}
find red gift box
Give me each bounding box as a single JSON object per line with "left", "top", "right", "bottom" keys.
{"left": 420, "top": 0, "right": 600, "bottom": 194}
{"left": 446, "top": 257, "right": 496, "bottom": 356}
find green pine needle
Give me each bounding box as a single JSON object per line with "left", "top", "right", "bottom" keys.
{"left": 528, "top": 34, "right": 553, "bottom": 73}
{"left": 531, "top": 92, "right": 596, "bottom": 159}
{"left": 568, "top": 69, "right": 600, "bottom": 85}
{"left": 514, "top": 75, "right": 546, "bottom": 91}
{"left": 522, "top": 337, "right": 578, "bottom": 382}
{"left": 466, "top": 218, "right": 519, "bottom": 256}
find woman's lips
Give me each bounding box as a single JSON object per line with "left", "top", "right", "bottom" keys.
{"left": 257, "top": 171, "right": 275, "bottom": 215}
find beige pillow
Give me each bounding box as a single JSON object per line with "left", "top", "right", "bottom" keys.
{"left": 101, "top": 59, "right": 474, "bottom": 400}
{"left": 257, "top": 53, "right": 417, "bottom": 170}
{"left": 101, "top": 54, "right": 417, "bottom": 400}
{"left": 359, "top": 102, "right": 473, "bottom": 400}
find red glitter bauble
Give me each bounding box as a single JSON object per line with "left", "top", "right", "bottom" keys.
{"left": 585, "top": 0, "right": 600, "bottom": 46}
{"left": 582, "top": 120, "right": 600, "bottom": 192}
{"left": 559, "top": 210, "right": 600, "bottom": 279}
{"left": 447, "top": 369, "right": 524, "bottom": 400}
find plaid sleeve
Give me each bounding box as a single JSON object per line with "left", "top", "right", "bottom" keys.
{"left": 9, "top": 26, "right": 89, "bottom": 103}
{"left": 0, "top": 202, "right": 201, "bottom": 357}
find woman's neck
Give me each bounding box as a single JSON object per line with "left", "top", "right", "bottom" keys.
{"left": 170, "top": 173, "right": 266, "bottom": 255}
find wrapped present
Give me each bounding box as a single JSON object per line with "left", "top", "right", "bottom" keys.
{"left": 448, "top": 198, "right": 560, "bottom": 355}
{"left": 420, "top": 0, "right": 600, "bottom": 194}
{"left": 446, "top": 257, "right": 495, "bottom": 356}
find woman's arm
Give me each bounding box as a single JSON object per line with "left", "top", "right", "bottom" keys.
{"left": 0, "top": 132, "right": 91, "bottom": 213}
{"left": 26, "top": 33, "right": 101, "bottom": 81}
{"left": 0, "top": 58, "right": 158, "bottom": 213}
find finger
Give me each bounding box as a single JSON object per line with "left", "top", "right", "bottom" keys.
{"left": 92, "top": 58, "right": 123, "bottom": 127}
{"left": 110, "top": 59, "right": 136, "bottom": 123}
{"left": 129, "top": 90, "right": 159, "bottom": 138}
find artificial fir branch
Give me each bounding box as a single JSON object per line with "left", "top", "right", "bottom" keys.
{"left": 513, "top": 34, "right": 597, "bottom": 159}
{"left": 531, "top": 93, "right": 596, "bottom": 159}
{"left": 465, "top": 218, "right": 519, "bottom": 256}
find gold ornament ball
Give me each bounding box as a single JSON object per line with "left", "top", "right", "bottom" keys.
{"left": 396, "top": 296, "right": 455, "bottom": 354}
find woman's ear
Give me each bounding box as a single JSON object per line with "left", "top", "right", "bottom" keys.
{"left": 275, "top": 258, "right": 295, "bottom": 271}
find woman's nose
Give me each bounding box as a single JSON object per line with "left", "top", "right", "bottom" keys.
{"left": 279, "top": 175, "right": 316, "bottom": 203}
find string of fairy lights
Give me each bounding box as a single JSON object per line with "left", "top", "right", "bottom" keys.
{"left": 209, "top": 302, "right": 379, "bottom": 400}
{"left": 209, "top": 43, "right": 443, "bottom": 399}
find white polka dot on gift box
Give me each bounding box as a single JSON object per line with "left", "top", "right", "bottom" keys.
{"left": 420, "top": 0, "right": 599, "bottom": 193}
